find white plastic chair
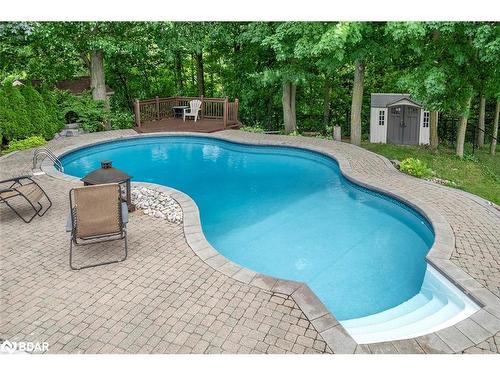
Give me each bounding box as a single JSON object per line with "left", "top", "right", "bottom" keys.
{"left": 183, "top": 100, "right": 202, "bottom": 122}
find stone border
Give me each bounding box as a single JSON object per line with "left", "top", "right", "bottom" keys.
{"left": 41, "top": 131, "right": 500, "bottom": 353}
{"left": 0, "top": 150, "right": 19, "bottom": 161}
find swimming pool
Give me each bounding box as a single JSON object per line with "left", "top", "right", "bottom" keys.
{"left": 60, "top": 135, "right": 478, "bottom": 342}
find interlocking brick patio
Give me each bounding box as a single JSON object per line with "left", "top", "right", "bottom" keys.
{"left": 1, "top": 130, "right": 499, "bottom": 354}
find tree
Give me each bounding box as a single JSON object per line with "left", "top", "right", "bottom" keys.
{"left": 476, "top": 95, "right": 486, "bottom": 148}
{"left": 388, "top": 22, "right": 480, "bottom": 157}
{"left": 244, "top": 22, "right": 307, "bottom": 133}
{"left": 1, "top": 21, "right": 498, "bottom": 149}
{"left": 350, "top": 59, "right": 364, "bottom": 145}
{"left": 341, "top": 23, "right": 387, "bottom": 145}
{"left": 292, "top": 22, "right": 347, "bottom": 131}
{"left": 492, "top": 100, "right": 499, "bottom": 155}
{"left": 30, "top": 22, "right": 152, "bottom": 127}
{"left": 471, "top": 22, "right": 500, "bottom": 152}
{"left": 173, "top": 22, "right": 216, "bottom": 97}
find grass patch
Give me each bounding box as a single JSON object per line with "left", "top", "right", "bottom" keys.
{"left": 361, "top": 142, "right": 500, "bottom": 205}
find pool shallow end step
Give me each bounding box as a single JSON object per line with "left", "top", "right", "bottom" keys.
{"left": 340, "top": 265, "right": 480, "bottom": 344}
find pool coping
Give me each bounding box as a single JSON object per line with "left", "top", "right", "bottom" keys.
{"left": 41, "top": 131, "right": 500, "bottom": 354}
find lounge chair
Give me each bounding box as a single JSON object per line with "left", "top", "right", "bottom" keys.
{"left": 183, "top": 99, "right": 202, "bottom": 122}
{"left": 66, "top": 183, "right": 128, "bottom": 270}
{"left": 0, "top": 175, "right": 52, "bottom": 223}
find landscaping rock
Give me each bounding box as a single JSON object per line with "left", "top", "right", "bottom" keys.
{"left": 131, "top": 186, "right": 183, "bottom": 224}
{"left": 425, "top": 177, "right": 456, "bottom": 187}
{"left": 390, "top": 159, "right": 401, "bottom": 170}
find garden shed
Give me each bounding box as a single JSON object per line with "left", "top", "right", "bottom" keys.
{"left": 370, "top": 93, "right": 430, "bottom": 145}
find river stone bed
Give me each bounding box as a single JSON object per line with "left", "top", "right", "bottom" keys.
{"left": 131, "top": 186, "right": 183, "bottom": 224}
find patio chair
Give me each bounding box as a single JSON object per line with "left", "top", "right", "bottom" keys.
{"left": 183, "top": 99, "right": 202, "bottom": 122}
{"left": 67, "top": 183, "right": 128, "bottom": 270}
{"left": 0, "top": 175, "right": 52, "bottom": 223}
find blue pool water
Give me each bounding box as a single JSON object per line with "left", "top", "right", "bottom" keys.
{"left": 61, "top": 136, "right": 435, "bottom": 320}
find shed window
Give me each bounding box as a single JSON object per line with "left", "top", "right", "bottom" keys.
{"left": 423, "top": 111, "right": 430, "bottom": 128}
{"left": 378, "top": 110, "right": 385, "bottom": 126}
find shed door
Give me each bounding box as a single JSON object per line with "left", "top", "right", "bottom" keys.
{"left": 387, "top": 106, "right": 420, "bottom": 145}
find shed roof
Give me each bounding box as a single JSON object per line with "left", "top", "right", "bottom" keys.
{"left": 55, "top": 77, "right": 114, "bottom": 96}
{"left": 371, "top": 93, "right": 423, "bottom": 108}
{"left": 386, "top": 97, "right": 422, "bottom": 108}
{"left": 16, "top": 77, "right": 114, "bottom": 96}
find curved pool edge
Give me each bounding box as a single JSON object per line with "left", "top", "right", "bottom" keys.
{"left": 41, "top": 131, "right": 500, "bottom": 352}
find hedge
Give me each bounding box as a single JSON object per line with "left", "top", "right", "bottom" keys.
{"left": 0, "top": 81, "right": 64, "bottom": 144}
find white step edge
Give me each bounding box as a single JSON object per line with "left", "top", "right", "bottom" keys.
{"left": 339, "top": 265, "right": 480, "bottom": 344}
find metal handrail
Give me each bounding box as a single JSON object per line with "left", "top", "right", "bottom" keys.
{"left": 33, "top": 147, "right": 64, "bottom": 172}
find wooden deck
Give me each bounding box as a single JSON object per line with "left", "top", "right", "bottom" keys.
{"left": 134, "top": 117, "right": 241, "bottom": 134}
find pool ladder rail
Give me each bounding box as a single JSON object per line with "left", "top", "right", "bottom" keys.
{"left": 32, "top": 147, "right": 64, "bottom": 175}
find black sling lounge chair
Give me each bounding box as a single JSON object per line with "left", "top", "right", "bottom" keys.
{"left": 0, "top": 176, "right": 52, "bottom": 223}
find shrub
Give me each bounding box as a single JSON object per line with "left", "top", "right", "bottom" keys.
{"left": 0, "top": 88, "right": 13, "bottom": 143}
{"left": 61, "top": 91, "right": 134, "bottom": 132}
{"left": 62, "top": 92, "right": 107, "bottom": 132}
{"left": 20, "top": 84, "right": 53, "bottom": 140}
{"left": 109, "top": 110, "right": 134, "bottom": 130}
{"left": 462, "top": 153, "right": 479, "bottom": 163}
{"left": 400, "top": 158, "right": 433, "bottom": 178}
{"left": 0, "top": 82, "right": 33, "bottom": 141}
{"left": 0, "top": 83, "right": 64, "bottom": 143}
{"left": 3, "top": 135, "right": 47, "bottom": 154}
{"left": 39, "top": 86, "right": 65, "bottom": 137}
{"left": 241, "top": 124, "right": 266, "bottom": 133}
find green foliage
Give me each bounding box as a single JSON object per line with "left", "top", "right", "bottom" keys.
{"left": 363, "top": 142, "right": 500, "bottom": 204}
{"left": 241, "top": 125, "right": 266, "bottom": 133}
{"left": 59, "top": 91, "right": 133, "bottom": 131}
{"left": 0, "top": 81, "right": 64, "bottom": 143}
{"left": 20, "top": 84, "right": 61, "bottom": 139}
{"left": 0, "top": 85, "right": 16, "bottom": 142}
{"left": 40, "top": 86, "right": 65, "bottom": 133}
{"left": 288, "top": 130, "right": 301, "bottom": 136}
{"left": 1, "top": 21, "right": 498, "bottom": 139}
{"left": 3, "top": 135, "right": 46, "bottom": 154}
{"left": 61, "top": 92, "right": 107, "bottom": 132}
{"left": 400, "top": 158, "right": 433, "bottom": 178}
{"left": 462, "top": 153, "right": 479, "bottom": 163}
{"left": 109, "top": 110, "right": 134, "bottom": 130}
{"left": 1, "top": 82, "right": 33, "bottom": 140}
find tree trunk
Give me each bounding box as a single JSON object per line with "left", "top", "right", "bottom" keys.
{"left": 323, "top": 79, "right": 331, "bottom": 128}
{"left": 90, "top": 50, "right": 107, "bottom": 101}
{"left": 266, "top": 95, "right": 273, "bottom": 129}
{"left": 430, "top": 111, "right": 439, "bottom": 150}
{"left": 174, "top": 51, "right": 184, "bottom": 95}
{"left": 456, "top": 96, "right": 472, "bottom": 158}
{"left": 190, "top": 55, "right": 196, "bottom": 88}
{"left": 90, "top": 49, "right": 110, "bottom": 129}
{"left": 350, "top": 59, "right": 365, "bottom": 146}
{"left": 194, "top": 51, "right": 205, "bottom": 97}
{"left": 476, "top": 95, "right": 486, "bottom": 148}
{"left": 282, "top": 82, "right": 297, "bottom": 134}
{"left": 491, "top": 99, "right": 499, "bottom": 155}
{"left": 209, "top": 70, "right": 214, "bottom": 97}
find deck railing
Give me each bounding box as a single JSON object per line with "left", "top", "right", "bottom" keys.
{"left": 134, "top": 96, "right": 239, "bottom": 128}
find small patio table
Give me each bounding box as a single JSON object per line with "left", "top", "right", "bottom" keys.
{"left": 172, "top": 105, "right": 189, "bottom": 118}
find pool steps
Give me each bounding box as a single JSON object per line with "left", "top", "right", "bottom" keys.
{"left": 340, "top": 265, "right": 479, "bottom": 344}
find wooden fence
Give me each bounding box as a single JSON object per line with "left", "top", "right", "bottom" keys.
{"left": 134, "top": 96, "right": 239, "bottom": 128}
